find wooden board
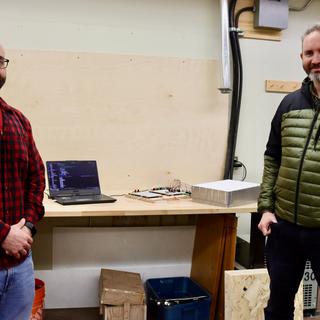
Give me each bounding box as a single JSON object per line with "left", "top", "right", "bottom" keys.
{"left": 100, "top": 269, "right": 145, "bottom": 306}
{"left": 103, "top": 304, "right": 146, "bottom": 320}
{"left": 42, "top": 197, "right": 258, "bottom": 218}
{"left": 225, "top": 269, "right": 303, "bottom": 319}
{"left": 2, "top": 49, "right": 229, "bottom": 193}
{"left": 236, "top": 0, "right": 282, "bottom": 41}
{"left": 265, "top": 80, "right": 301, "bottom": 93}
{"left": 191, "top": 214, "right": 237, "bottom": 320}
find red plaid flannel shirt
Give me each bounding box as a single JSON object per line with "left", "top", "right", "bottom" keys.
{"left": 0, "top": 97, "right": 45, "bottom": 268}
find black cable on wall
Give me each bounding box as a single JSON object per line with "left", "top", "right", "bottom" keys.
{"left": 223, "top": 1, "right": 253, "bottom": 180}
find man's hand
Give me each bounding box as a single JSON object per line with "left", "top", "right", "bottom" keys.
{"left": 1, "top": 218, "right": 33, "bottom": 259}
{"left": 21, "top": 225, "right": 32, "bottom": 237}
{"left": 258, "top": 211, "right": 278, "bottom": 236}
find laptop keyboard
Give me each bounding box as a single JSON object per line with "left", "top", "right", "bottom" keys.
{"left": 53, "top": 194, "right": 117, "bottom": 205}
{"left": 59, "top": 195, "right": 103, "bottom": 201}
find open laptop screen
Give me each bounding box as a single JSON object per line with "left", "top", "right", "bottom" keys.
{"left": 46, "top": 160, "right": 101, "bottom": 198}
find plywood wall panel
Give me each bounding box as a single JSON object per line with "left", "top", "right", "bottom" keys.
{"left": 2, "top": 50, "right": 228, "bottom": 192}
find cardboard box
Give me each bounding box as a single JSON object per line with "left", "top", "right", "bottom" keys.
{"left": 99, "top": 269, "right": 146, "bottom": 320}
{"left": 191, "top": 179, "right": 260, "bottom": 207}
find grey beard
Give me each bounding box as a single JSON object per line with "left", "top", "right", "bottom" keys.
{"left": 309, "top": 72, "right": 320, "bottom": 83}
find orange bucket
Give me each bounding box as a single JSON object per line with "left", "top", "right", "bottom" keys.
{"left": 30, "top": 278, "right": 45, "bottom": 320}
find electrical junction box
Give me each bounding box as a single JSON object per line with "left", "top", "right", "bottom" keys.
{"left": 254, "top": 0, "right": 288, "bottom": 30}
{"left": 191, "top": 179, "right": 260, "bottom": 207}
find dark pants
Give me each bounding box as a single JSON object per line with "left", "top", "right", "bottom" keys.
{"left": 265, "top": 217, "right": 320, "bottom": 320}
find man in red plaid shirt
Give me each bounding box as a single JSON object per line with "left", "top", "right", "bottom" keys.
{"left": 0, "top": 44, "right": 45, "bottom": 320}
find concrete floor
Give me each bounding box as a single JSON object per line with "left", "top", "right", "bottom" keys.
{"left": 44, "top": 308, "right": 101, "bottom": 320}
{"left": 43, "top": 307, "right": 320, "bottom": 320}
{"left": 305, "top": 313, "right": 320, "bottom": 320}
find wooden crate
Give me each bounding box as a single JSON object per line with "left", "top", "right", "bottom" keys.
{"left": 102, "top": 304, "right": 146, "bottom": 320}
{"left": 99, "top": 269, "right": 146, "bottom": 320}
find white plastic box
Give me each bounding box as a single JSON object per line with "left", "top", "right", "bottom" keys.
{"left": 191, "top": 179, "right": 260, "bottom": 207}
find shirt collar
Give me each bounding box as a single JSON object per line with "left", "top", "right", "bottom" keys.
{"left": 0, "top": 97, "right": 14, "bottom": 113}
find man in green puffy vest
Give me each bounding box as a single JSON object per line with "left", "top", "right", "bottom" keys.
{"left": 258, "top": 24, "right": 320, "bottom": 320}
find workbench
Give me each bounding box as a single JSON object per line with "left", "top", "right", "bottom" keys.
{"left": 41, "top": 196, "right": 258, "bottom": 320}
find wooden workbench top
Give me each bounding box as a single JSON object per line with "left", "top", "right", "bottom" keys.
{"left": 43, "top": 195, "right": 257, "bottom": 218}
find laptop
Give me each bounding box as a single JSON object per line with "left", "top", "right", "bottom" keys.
{"left": 46, "top": 160, "right": 117, "bottom": 205}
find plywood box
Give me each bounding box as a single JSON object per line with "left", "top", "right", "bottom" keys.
{"left": 102, "top": 304, "right": 146, "bottom": 320}
{"left": 225, "top": 268, "right": 303, "bottom": 320}
{"left": 99, "top": 269, "right": 146, "bottom": 320}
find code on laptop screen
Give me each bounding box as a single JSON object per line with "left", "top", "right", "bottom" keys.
{"left": 46, "top": 160, "right": 101, "bottom": 196}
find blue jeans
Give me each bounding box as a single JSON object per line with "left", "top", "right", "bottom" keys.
{"left": 265, "top": 217, "right": 320, "bottom": 320}
{"left": 0, "top": 251, "right": 35, "bottom": 320}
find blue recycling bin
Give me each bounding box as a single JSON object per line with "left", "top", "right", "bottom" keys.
{"left": 146, "top": 277, "right": 211, "bottom": 320}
